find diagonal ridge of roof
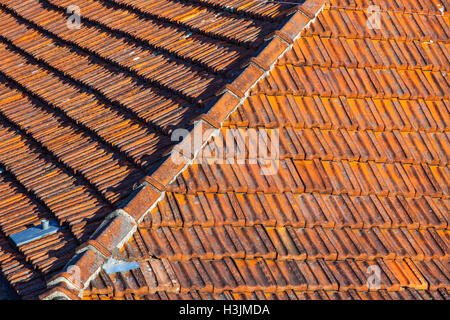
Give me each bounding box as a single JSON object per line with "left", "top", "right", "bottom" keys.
{"left": 39, "top": 0, "right": 328, "bottom": 300}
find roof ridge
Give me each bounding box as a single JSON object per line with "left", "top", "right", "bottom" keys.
{"left": 39, "top": 0, "right": 328, "bottom": 300}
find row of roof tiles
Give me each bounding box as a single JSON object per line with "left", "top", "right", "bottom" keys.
{"left": 305, "top": 6, "right": 448, "bottom": 40}
{"left": 81, "top": 257, "right": 448, "bottom": 296}
{"left": 85, "top": 287, "right": 450, "bottom": 300}
{"left": 227, "top": 96, "right": 449, "bottom": 132}
{"left": 73, "top": 0, "right": 274, "bottom": 46}
{"left": 331, "top": 0, "right": 446, "bottom": 14}
{"left": 165, "top": 159, "right": 449, "bottom": 197}
{"left": 279, "top": 36, "right": 449, "bottom": 71}
{"left": 196, "top": 127, "right": 449, "bottom": 165}
{"left": 124, "top": 0, "right": 300, "bottom": 21}
{"left": 124, "top": 225, "right": 449, "bottom": 262}
{"left": 143, "top": 192, "right": 449, "bottom": 229}
{"left": 253, "top": 66, "right": 449, "bottom": 99}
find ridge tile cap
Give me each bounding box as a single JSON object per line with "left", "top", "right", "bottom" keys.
{"left": 40, "top": 282, "right": 81, "bottom": 300}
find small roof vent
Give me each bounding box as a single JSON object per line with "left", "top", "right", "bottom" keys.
{"left": 103, "top": 258, "right": 140, "bottom": 274}
{"left": 9, "top": 220, "right": 59, "bottom": 246}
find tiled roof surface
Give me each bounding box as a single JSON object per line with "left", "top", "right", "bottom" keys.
{"left": 78, "top": 0, "right": 450, "bottom": 300}
{"left": 0, "top": 0, "right": 301, "bottom": 299}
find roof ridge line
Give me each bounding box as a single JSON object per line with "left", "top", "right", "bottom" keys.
{"left": 38, "top": 0, "right": 328, "bottom": 300}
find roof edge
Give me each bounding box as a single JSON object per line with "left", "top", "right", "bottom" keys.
{"left": 39, "top": 0, "right": 328, "bottom": 300}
